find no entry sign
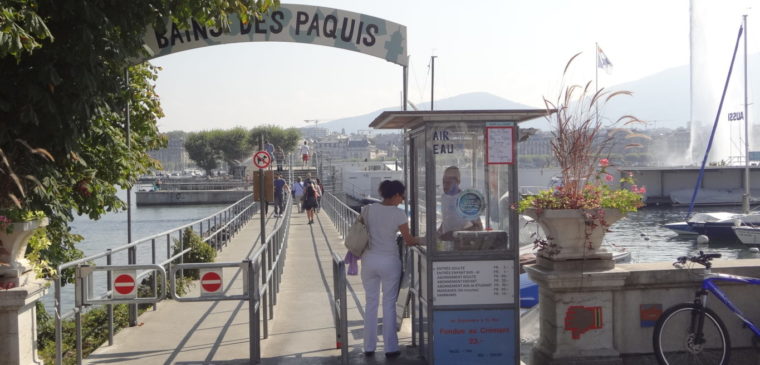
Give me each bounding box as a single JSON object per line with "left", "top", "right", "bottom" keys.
{"left": 253, "top": 151, "right": 272, "bottom": 169}
{"left": 112, "top": 270, "right": 137, "bottom": 298}
{"left": 200, "top": 269, "right": 223, "bottom": 296}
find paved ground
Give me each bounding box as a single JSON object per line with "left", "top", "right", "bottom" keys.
{"left": 86, "top": 205, "right": 427, "bottom": 364}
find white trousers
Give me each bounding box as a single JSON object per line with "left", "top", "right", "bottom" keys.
{"left": 361, "top": 254, "right": 401, "bottom": 353}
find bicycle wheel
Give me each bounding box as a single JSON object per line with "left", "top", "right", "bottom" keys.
{"left": 653, "top": 303, "right": 730, "bottom": 365}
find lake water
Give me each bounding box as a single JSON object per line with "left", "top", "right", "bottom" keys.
{"left": 42, "top": 189, "right": 228, "bottom": 313}
{"left": 605, "top": 205, "right": 759, "bottom": 262}
{"left": 45, "top": 190, "right": 759, "bottom": 314}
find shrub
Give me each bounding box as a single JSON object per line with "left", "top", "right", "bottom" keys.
{"left": 172, "top": 227, "right": 216, "bottom": 280}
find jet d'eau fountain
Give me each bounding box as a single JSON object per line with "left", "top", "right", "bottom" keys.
{"left": 689, "top": 0, "right": 758, "bottom": 166}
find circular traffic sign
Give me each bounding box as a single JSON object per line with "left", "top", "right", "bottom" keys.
{"left": 253, "top": 151, "right": 272, "bottom": 169}
{"left": 201, "top": 271, "right": 222, "bottom": 293}
{"left": 114, "top": 273, "right": 136, "bottom": 295}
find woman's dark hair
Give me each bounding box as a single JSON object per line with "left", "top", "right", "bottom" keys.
{"left": 378, "top": 180, "right": 405, "bottom": 199}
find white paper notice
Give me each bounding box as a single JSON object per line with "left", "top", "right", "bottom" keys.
{"left": 486, "top": 127, "right": 513, "bottom": 164}
{"left": 433, "top": 260, "right": 514, "bottom": 306}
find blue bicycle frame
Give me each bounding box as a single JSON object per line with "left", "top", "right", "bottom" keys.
{"left": 703, "top": 273, "right": 760, "bottom": 337}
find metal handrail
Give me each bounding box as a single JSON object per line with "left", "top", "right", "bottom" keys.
{"left": 54, "top": 194, "right": 257, "bottom": 365}
{"left": 331, "top": 251, "right": 348, "bottom": 365}
{"left": 321, "top": 192, "right": 358, "bottom": 363}
{"left": 248, "top": 192, "right": 293, "bottom": 343}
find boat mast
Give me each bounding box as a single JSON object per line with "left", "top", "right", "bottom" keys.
{"left": 743, "top": 14, "right": 750, "bottom": 214}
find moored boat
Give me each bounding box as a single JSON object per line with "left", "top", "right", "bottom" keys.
{"left": 733, "top": 225, "right": 760, "bottom": 245}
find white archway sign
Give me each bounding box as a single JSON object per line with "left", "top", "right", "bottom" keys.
{"left": 137, "top": 3, "right": 410, "bottom": 119}
{"left": 140, "top": 4, "right": 408, "bottom": 68}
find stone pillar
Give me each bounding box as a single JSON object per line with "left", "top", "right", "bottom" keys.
{"left": 525, "top": 264, "right": 629, "bottom": 365}
{"left": 0, "top": 278, "right": 47, "bottom": 365}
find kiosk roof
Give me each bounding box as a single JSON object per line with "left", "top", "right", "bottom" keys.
{"left": 369, "top": 109, "right": 552, "bottom": 130}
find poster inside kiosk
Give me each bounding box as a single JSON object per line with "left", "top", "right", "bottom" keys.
{"left": 433, "top": 260, "right": 514, "bottom": 306}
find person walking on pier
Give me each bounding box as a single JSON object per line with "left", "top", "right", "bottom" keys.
{"left": 292, "top": 177, "right": 305, "bottom": 213}
{"left": 302, "top": 181, "right": 319, "bottom": 224}
{"left": 361, "top": 180, "right": 419, "bottom": 359}
{"left": 299, "top": 141, "right": 310, "bottom": 168}
{"left": 273, "top": 174, "right": 288, "bottom": 217}
{"left": 315, "top": 178, "right": 324, "bottom": 213}
{"left": 274, "top": 146, "right": 285, "bottom": 172}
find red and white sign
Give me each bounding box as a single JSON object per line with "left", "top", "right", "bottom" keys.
{"left": 253, "top": 151, "right": 272, "bottom": 169}
{"left": 112, "top": 270, "right": 137, "bottom": 299}
{"left": 200, "top": 269, "right": 223, "bottom": 296}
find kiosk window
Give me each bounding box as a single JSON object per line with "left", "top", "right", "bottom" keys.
{"left": 432, "top": 123, "right": 504, "bottom": 252}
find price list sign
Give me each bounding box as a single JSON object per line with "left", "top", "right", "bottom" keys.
{"left": 433, "top": 309, "right": 516, "bottom": 365}
{"left": 433, "top": 260, "right": 514, "bottom": 306}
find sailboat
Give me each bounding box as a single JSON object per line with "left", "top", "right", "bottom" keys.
{"left": 665, "top": 14, "right": 756, "bottom": 240}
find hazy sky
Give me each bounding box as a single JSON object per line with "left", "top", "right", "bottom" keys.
{"left": 149, "top": 0, "right": 756, "bottom": 132}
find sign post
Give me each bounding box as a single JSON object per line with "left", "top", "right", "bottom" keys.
{"left": 257, "top": 137, "right": 267, "bottom": 249}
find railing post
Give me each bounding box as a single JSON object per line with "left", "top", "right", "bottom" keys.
{"left": 339, "top": 261, "right": 348, "bottom": 365}
{"left": 106, "top": 249, "right": 114, "bottom": 343}
{"left": 267, "top": 238, "right": 274, "bottom": 320}
{"left": 151, "top": 239, "right": 157, "bottom": 310}
{"left": 249, "top": 260, "right": 260, "bottom": 364}
{"left": 55, "top": 276, "right": 62, "bottom": 365}
{"left": 260, "top": 246, "right": 269, "bottom": 339}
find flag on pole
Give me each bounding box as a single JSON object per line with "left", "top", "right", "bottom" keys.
{"left": 596, "top": 45, "right": 613, "bottom": 73}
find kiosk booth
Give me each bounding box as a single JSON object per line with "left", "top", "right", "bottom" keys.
{"left": 370, "top": 110, "right": 548, "bottom": 365}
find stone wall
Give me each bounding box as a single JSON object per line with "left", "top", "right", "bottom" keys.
{"left": 526, "top": 259, "right": 760, "bottom": 364}
{"left": 135, "top": 190, "right": 250, "bottom": 206}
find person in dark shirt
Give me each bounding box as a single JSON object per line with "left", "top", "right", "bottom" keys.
{"left": 273, "top": 174, "right": 288, "bottom": 217}
{"left": 302, "top": 182, "right": 319, "bottom": 224}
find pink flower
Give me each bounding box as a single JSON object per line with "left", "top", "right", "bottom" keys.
{"left": 604, "top": 174, "right": 614, "bottom": 182}
{"left": 637, "top": 186, "right": 647, "bottom": 194}
{"left": 599, "top": 158, "right": 609, "bottom": 167}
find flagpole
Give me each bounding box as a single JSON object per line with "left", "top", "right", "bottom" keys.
{"left": 742, "top": 14, "right": 750, "bottom": 214}
{"left": 595, "top": 42, "right": 599, "bottom": 123}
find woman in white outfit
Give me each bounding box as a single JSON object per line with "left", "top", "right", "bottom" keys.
{"left": 361, "top": 180, "right": 419, "bottom": 359}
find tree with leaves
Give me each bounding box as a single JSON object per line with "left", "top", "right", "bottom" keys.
{"left": 210, "top": 127, "right": 249, "bottom": 167}
{"left": 184, "top": 131, "right": 220, "bottom": 176}
{"left": 247, "top": 125, "right": 302, "bottom": 154}
{"left": 0, "top": 0, "right": 280, "bottom": 279}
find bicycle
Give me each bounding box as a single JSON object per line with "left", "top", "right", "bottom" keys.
{"left": 652, "top": 251, "right": 760, "bottom": 364}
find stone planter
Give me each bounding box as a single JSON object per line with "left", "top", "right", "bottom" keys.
{"left": 524, "top": 208, "right": 623, "bottom": 264}
{"left": 0, "top": 218, "right": 48, "bottom": 286}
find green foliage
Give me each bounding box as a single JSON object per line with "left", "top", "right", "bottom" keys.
{"left": 185, "top": 125, "right": 301, "bottom": 175}
{"left": 38, "top": 302, "right": 133, "bottom": 364}
{"left": 25, "top": 227, "right": 56, "bottom": 278}
{"left": 172, "top": 228, "right": 216, "bottom": 279}
{"left": 184, "top": 131, "right": 219, "bottom": 175}
{"left": 516, "top": 161, "right": 645, "bottom": 214}
{"left": 210, "top": 127, "right": 249, "bottom": 167}
{"left": 0, "top": 0, "right": 53, "bottom": 59}
{"left": 0, "top": 0, "right": 279, "bottom": 283}
{"left": 247, "top": 125, "right": 302, "bottom": 153}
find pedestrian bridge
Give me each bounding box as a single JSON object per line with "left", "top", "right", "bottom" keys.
{"left": 52, "top": 193, "right": 426, "bottom": 365}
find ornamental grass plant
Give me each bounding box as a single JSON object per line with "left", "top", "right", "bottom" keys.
{"left": 516, "top": 53, "right": 647, "bottom": 253}
{"left": 517, "top": 52, "right": 647, "bottom": 215}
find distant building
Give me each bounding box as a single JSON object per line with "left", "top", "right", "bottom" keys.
{"left": 316, "top": 135, "right": 349, "bottom": 160}
{"left": 347, "top": 138, "right": 375, "bottom": 160}
{"left": 300, "top": 126, "right": 329, "bottom": 139}
{"left": 148, "top": 131, "right": 191, "bottom": 171}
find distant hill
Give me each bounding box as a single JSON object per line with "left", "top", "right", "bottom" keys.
{"left": 320, "top": 55, "right": 760, "bottom": 134}
{"left": 319, "top": 92, "right": 535, "bottom": 134}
